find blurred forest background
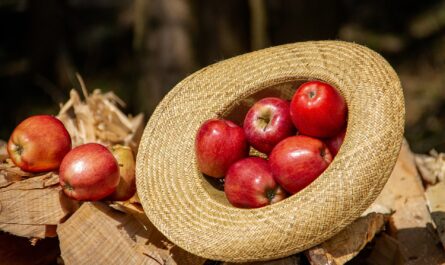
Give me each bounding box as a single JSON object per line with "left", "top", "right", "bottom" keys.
{"left": 1, "top": 0, "right": 445, "bottom": 153}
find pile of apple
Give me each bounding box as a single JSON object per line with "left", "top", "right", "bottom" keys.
{"left": 195, "top": 81, "right": 347, "bottom": 208}
{"left": 7, "top": 115, "right": 136, "bottom": 201}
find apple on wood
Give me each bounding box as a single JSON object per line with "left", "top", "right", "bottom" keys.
{"left": 195, "top": 119, "right": 249, "bottom": 178}
{"left": 224, "top": 157, "right": 287, "bottom": 208}
{"left": 269, "top": 135, "right": 332, "bottom": 194}
{"left": 290, "top": 81, "right": 347, "bottom": 138}
{"left": 7, "top": 115, "right": 72, "bottom": 172}
{"left": 243, "top": 97, "right": 295, "bottom": 154}
{"left": 59, "top": 143, "right": 120, "bottom": 201}
{"left": 108, "top": 145, "right": 136, "bottom": 201}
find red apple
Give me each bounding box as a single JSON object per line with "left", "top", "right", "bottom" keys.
{"left": 290, "top": 81, "right": 347, "bottom": 138}
{"left": 108, "top": 145, "right": 136, "bottom": 201}
{"left": 195, "top": 119, "right": 249, "bottom": 178}
{"left": 243, "top": 97, "right": 295, "bottom": 154}
{"left": 269, "top": 135, "right": 332, "bottom": 194}
{"left": 7, "top": 115, "right": 71, "bottom": 172}
{"left": 59, "top": 143, "right": 120, "bottom": 201}
{"left": 325, "top": 128, "right": 346, "bottom": 157}
{"left": 224, "top": 157, "right": 287, "bottom": 208}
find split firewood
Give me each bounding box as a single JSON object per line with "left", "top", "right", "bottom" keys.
{"left": 0, "top": 77, "right": 144, "bottom": 241}
{"left": 58, "top": 202, "right": 205, "bottom": 265}
{"left": 415, "top": 150, "right": 445, "bottom": 185}
{"left": 370, "top": 140, "right": 445, "bottom": 264}
{"left": 305, "top": 212, "right": 387, "bottom": 265}
{"left": 416, "top": 149, "right": 445, "bottom": 250}
{"left": 0, "top": 172, "right": 77, "bottom": 238}
{"left": 425, "top": 181, "right": 445, "bottom": 250}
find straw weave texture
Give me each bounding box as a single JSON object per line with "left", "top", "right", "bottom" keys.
{"left": 136, "top": 40, "right": 405, "bottom": 262}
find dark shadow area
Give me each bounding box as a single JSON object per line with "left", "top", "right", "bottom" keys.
{"left": 0, "top": 231, "right": 60, "bottom": 265}
{"left": 348, "top": 224, "right": 445, "bottom": 265}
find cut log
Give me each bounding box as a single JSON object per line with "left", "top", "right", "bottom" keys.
{"left": 58, "top": 202, "right": 205, "bottom": 265}
{"left": 305, "top": 213, "right": 386, "bottom": 265}
{"left": 0, "top": 172, "right": 75, "bottom": 238}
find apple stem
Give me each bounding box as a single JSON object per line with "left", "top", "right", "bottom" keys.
{"left": 320, "top": 148, "right": 326, "bottom": 158}
{"left": 308, "top": 90, "right": 316, "bottom": 99}
{"left": 257, "top": 117, "right": 270, "bottom": 132}
{"left": 63, "top": 182, "right": 74, "bottom": 191}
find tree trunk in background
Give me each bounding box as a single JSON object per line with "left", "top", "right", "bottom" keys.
{"left": 136, "top": 0, "right": 196, "bottom": 116}
{"left": 194, "top": 0, "right": 251, "bottom": 67}
{"left": 249, "top": 0, "right": 270, "bottom": 51}
{"left": 265, "top": 0, "right": 344, "bottom": 44}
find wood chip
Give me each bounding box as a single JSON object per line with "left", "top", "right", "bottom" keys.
{"left": 415, "top": 150, "right": 445, "bottom": 185}
{"left": 0, "top": 159, "right": 34, "bottom": 179}
{"left": 58, "top": 202, "right": 205, "bottom": 265}
{"left": 0, "top": 172, "right": 24, "bottom": 183}
{"left": 305, "top": 213, "right": 386, "bottom": 265}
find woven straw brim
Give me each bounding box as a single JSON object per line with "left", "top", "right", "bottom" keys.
{"left": 136, "top": 40, "right": 405, "bottom": 262}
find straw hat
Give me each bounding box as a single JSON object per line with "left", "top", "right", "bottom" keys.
{"left": 136, "top": 40, "right": 405, "bottom": 262}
